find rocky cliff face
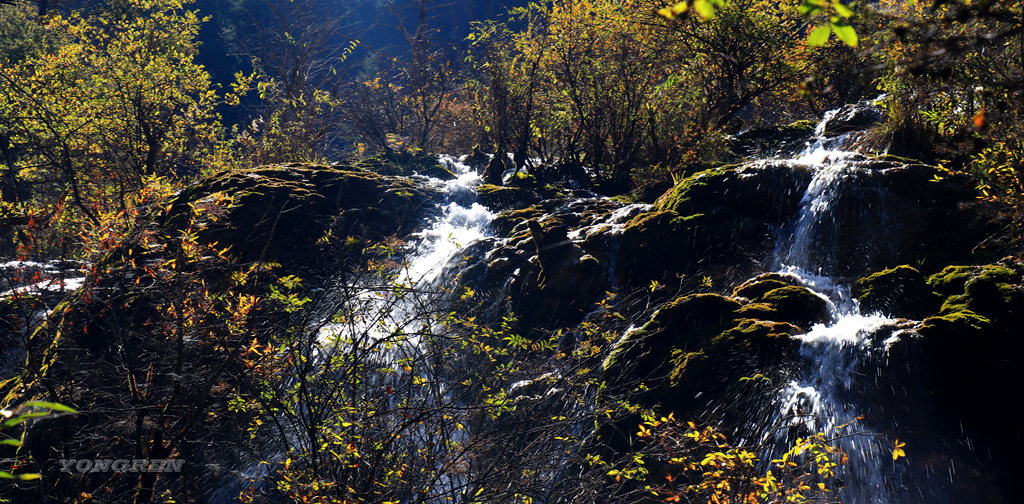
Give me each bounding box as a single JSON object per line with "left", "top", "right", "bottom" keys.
{"left": 10, "top": 105, "right": 1021, "bottom": 503}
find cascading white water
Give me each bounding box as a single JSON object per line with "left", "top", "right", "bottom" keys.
{"left": 318, "top": 155, "right": 496, "bottom": 347}
{"left": 213, "top": 156, "right": 496, "bottom": 504}
{"left": 403, "top": 156, "right": 497, "bottom": 284}
{"left": 766, "top": 120, "right": 909, "bottom": 503}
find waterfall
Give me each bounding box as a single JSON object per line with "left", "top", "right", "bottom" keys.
{"left": 213, "top": 155, "right": 496, "bottom": 503}
{"left": 765, "top": 116, "right": 910, "bottom": 504}
{"left": 318, "top": 155, "right": 496, "bottom": 347}
{"left": 402, "top": 156, "right": 497, "bottom": 285}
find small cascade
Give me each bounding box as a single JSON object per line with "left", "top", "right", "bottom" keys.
{"left": 401, "top": 156, "right": 497, "bottom": 285}
{"left": 318, "top": 155, "right": 496, "bottom": 348}
{"left": 215, "top": 156, "right": 496, "bottom": 503}
{"left": 764, "top": 112, "right": 911, "bottom": 503}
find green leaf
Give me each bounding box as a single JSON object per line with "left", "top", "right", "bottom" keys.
{"left": 808, "top": 24, "right": 831, "bottom": 46}
{"left": 0, "top": 439, "right": 21, "bottom": 447}
{"left": 831, "top": 21, "right": 858, "bottom": 47}
{"left": 657, "top": 2, "right": 688, "bottom": 19}
{"left": 798, "top": 0, "right": 825, "bottom": 16}
{"left": 834, "top": 2, "right": 855, "bottom": 18}
{"left": 17, "top": 473, "right": 41, "bottom": 481}
{"left": 22, "top": 401, "right": 77, "bottom": 413}
{"left": 693, "top": 0, "right": 716, "bottom": 19}
{"left": 2, "top": 411, "right": 49, "bottom": 428}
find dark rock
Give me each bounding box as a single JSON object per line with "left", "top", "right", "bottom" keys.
{"left": 602, "top": 293, "right": 743, "bottom": 386}
{"left": 908, "top": 258, "right": 1024, "bottom": 484}
{"left": 818, "top": 102, "right": 883, "bottom": 136}
{"left": 353, "top": 150, "right": 456, "bottom": 179}
{"left": 655, "top": 163, "right": 811, "bottom": 225}
{"left": 730, "top": 120, "right": 816, "bottom": 158}
{"left": 513, "top": 219, "right": 607, "bottom": 332}
{"left": 853, "top": 265, "right": 938, "bottom": 318}
{"left": 734, "top": 285, "right": 831, "bottom": 329}
{"left": 483, "top": 153, "right": 507, "bottom": 185}
{"left": 162, "top": 164, "right": 438, "bottom": 266}
{"left": 600, "top": 293, "right": 800, "bottom": 450}
{"left": 475, "top": 184, "right": 541, "bottom": 212}
{"left": 463, "top": 146, "right": 491, "bottom": 173}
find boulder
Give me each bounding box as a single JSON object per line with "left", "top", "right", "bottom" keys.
{"left": 735, "top": 285, "right": 831, "bottom": 329}
{"left": 731, "top": 272, "right": 801, "bottom": 300}
{"left": 602, "top": 293, "right": 743, "bottom": 389}
{"left": 730, "top": 119, "right": 816, "bottom": 159}
{"left": 853, "top": 265, "right": 938, "bottom": 318}
{"left": 475, "top": 184, "right": 541, "bottom": 212}
{"left": 352, "top": 150, "right": 456, "bottom": 179}
{"left": 162, "top": 164, "right": 438, "bottom": 266}
{"left": 818, "top": 102, "right": 883, "bottom": 136}
{"left": 907, "top": 258, "right": 1024, "bottom": 483}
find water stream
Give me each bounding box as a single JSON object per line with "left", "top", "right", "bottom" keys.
{"left": 213, "top": 155, "right": 497, "bottom": 503}
{"left": 763, "top": 116, "right": 912, "bottom": 503}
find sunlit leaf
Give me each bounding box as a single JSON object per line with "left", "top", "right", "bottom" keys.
{"left": 23, "top": 401, "right": 77, "bottom": 413}
{"left": 657, "top": 2, "right": 689, "bottom": 19}
{"left": 808, "top": 24, "right": 831, "bottom": 46}
{"left": 834, "top": 2, "right": 854, "bottom": 18}
{"left": 831, "top": 21, "right": 858, "bottom": 47}
{"left": 693, "top": 0, "right": 716, "bottom": 19}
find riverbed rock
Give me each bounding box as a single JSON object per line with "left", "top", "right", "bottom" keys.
{"left": 895, "top": 258, "right": 1024, "bottom": 486}
{"left": 353, "top": 150, "right": 457, "bottom": 180}
{"left": 734, "top": 285, "right": 831, "bottom": 329}
{"left": 475, "top": 184, "right": 541, "bottom": 211}
{"left": 818, "top": 102, "right": 884, "bottom": 136}
{"left": 162, "top": 163, "right": 439, "bottom": 266}
{"left": 731, "top": 272, "right": 801, "bottom": 300}
{"left": 601, "top": 290, "right": 803, "bottom": 427}
{"left": 853, "top": 265, "right": 938, "bottom": 318}
{"left": 730, "top": 119, "right": 816, "bottom": 158}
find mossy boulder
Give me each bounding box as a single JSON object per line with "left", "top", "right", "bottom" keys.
{"left": 489, "top": 201, "right": 563, "bottom": 237}
{"left": 735, "top": 285, "right": 831, "bottom": 329}
{"left": 904, "top": 258, "right": 1024, "bottom": 480}
{"left": 585, "top": 162, "right": 812, "bottom": 288}
{"left": 599, "top": 292, "right": 802, "bottom": 451}
{"left": 352, "top": 150, "right": 456, "bottom": 179}
{"left": 876, "top": 163, "right": 1008, "bottom": 267}
{"left": 603, "top": 294, "right": 742, "bottom": 383}
{"left": 162, "top": 163, "right": 438, "bottom": 266}
{"left": 730, "top": 119, "right": 816, "bottom": 159}
{"left": 926, "top": 263, "right": 1020, "bottom": 297}
{"left": 475, "top": 184, "right": 541, "bottom": 211}
{"left": 853, "top": 265, "right": 938, "bottom": 318}
{"left": 655, "top": 163, "right": 811, "bottom": 225}
{"left": 731, "top": 273, "right": 800, "bottom": 300}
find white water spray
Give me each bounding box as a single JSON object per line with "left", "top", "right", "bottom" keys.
{"left": 766, "top": 113, "right": 909, "bottom": 503}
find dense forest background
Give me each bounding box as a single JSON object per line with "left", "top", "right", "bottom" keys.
{"left": 2, "top": 0, "right": 1023, "bottom": 260}
{"left": 1, "top": 0, "right": 1022, "bottom": 503}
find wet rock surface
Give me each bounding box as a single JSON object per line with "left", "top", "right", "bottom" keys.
{"left": 162, "top": 163, "right": 440, "bottom": 266}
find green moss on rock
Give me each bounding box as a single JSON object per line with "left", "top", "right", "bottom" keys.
{"left": 853, "top": 265, "right": 937, "bottom": 318}
{"left": 734, "top": 286, "right": 830, "bottom": 329}
{"left": 475, "top": 184, "right": 541, "bottom": 211}
{"left": 654, "top": 166, "right": 732, "bottom": 215}
{"left": 352, "top": 150, "right": 455, "bottom": 179}
{"left": 918, "top": 310, "right": 991, "bottom": 339}
{"left": 163, "top": 164, "right": 436, "bottom": 265}
{"left": 927, "top": 264, "right": 1016, "bottom": 295}
{"left": 732, "top": 276, "right": 795, "bottom": 300}
{"left": 603, "top": 293, "right": 740, "bottom": 377}
{"left": 719, "top": 318, "right": 801, "bottom": 341}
